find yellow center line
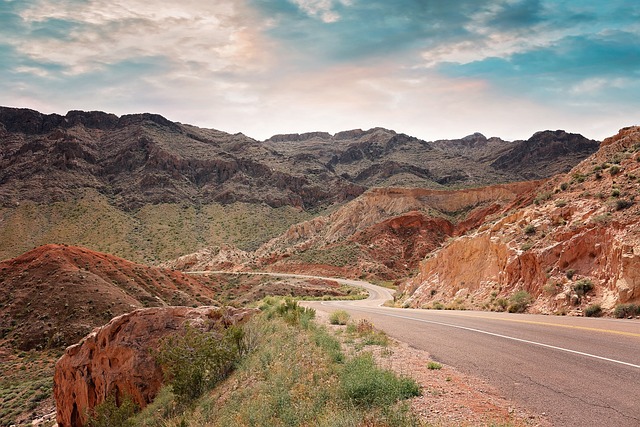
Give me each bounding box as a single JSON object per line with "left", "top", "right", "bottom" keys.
{"left": 440, "top": 312, "right": 640, "bottom": 338}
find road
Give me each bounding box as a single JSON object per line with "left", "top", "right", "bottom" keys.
{"left": 191, "top": 271, "right": 640, "bottom": 427}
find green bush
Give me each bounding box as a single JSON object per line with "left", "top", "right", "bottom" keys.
{"left": 566, "top": 269, "right": 576, "bottom": 280}
{"left": 427, "top": 361, "right": 442, "bottom": 370}
{"left": 329, "top": 310, "right": 351, "bottom": 325}
{"left": 88, "top": 393, "right": 138, "bottom": 427}
{"left": 609, "top": 165, "right": 621, "bottom": 175}
{"left": 524, "top": 224, "right": 536, "bottom": 235}
{"left": 615, "top": 199, "right": 634, "bottom": 211}
{"left": 613, "top": 303, "right": 640, "bottom": 318}
{"left": 340, "top": 353, "right": 421, "bottom": 407}
{"left": 584, "top": 304, "right": 602, "bottom": 317}
{"left": 508, "top": 291, "right": 533, "bottom": 313}
{"left": 261, "top": 297, "right": 316, "bottom": 328}
{"left": 573, "top": 279, "right": 594, "bottom": 297}
{"left": 155, "top": 324, "right": 243, "bottom": 403}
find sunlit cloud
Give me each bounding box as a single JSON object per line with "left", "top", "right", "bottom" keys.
{"left": 0, "top": 0, "right": 638, "bottom": 142}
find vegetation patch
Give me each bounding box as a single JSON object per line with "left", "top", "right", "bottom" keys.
{"left": 508, "top": 291, "right": 533, "bottom": 313}
{"left": 126, "top": 300, "right": 421, "bottom": 426}
{"left": 613, "top": 303, "right": 640, "bottom": 318}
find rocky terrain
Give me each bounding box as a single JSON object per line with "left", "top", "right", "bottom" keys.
{"left": 398, "top": 126, "right": 640, "bottom": 315}
{"left": 166, "top": 182, "right": 539, "bottom": 280}
{"left": 0, "top": 106, "right": 599, "bottom": 263}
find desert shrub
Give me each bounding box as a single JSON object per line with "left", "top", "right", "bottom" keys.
{"left": 611, "top": 188, "right": 621, "bottom": 198}
{"left": 573, "top": 279, "right": 594, "bottom": 297}
{"left": 609, "top": 165, "right": 621, "bottom": 175}
{"left": 427, "top": 361, "right": 442, "bottom": 370}
{"left": 560, "top": 182, "right": 569, "bottom": 191}
{"left": 584, "top": 304, "right": 602, "bottom": 317}
{"left": 613, "top": 303, "right": 640, "bottom": 318}
{"left": 88, "top": 393, "right": 138, "bottom": 427}
{"left": 313, "top": 327, "right": 344, "bottom": 363}
{"left": 534, "top": 192, "right": 552, "bottom": 205}
{"left": 566, "top": 269, "right": 576, "bottom": 280}
{"left": 340, "top": 353, "right": 421, "bottom": 407}
{"left": 155, "top": 324, "right": 243, "bottom": 403}
{"left": 555, "top": 199, "right": 567, "bottom": 207}
{"left": 432, "top": 301, "right": 444, "bottom": 310}
{"left": 543, "top": 283, "right": 562, "bottom": 295}
{"left": 329, "top": 310, "right": 351, "bottom": 325}
{"left": 615, "top": 199, "right": 634, "bottom": 211}
{"left": 508, "top": 291, "right": 533, "bottom": 313}
{"left": 524, "top": 224, "right": 536, "bottom": 235}
{"left": 521, "top": 242, "right": 533, "bottom": 251}
{"left": 261, "top": 297, "right": 316, "bottom": 328}
{"left": 495, "top": 298, "right": 508, "bottom": 311}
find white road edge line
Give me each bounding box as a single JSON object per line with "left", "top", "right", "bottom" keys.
{"left": 346, "top": 308, "right": 640, "bottom": 370}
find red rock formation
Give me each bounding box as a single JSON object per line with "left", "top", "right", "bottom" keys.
{"left": 54, "top": 306, "right": 254, "bottom": 427}
{"left": 400, "top": 127, "right": 640, "bottom": 315}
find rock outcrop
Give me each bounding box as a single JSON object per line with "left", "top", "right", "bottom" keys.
{"left": 399, "top": 126, "right": 640, "bottom": 315}
{"left": 54, "top": 306, "right": 254, "bottom": 427}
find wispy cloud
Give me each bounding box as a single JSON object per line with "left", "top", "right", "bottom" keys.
{"left": 0, "top": 0, "right": 638, "bottom": 141}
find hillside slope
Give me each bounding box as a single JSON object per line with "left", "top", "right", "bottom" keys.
{"left": 167, "top": 181, "right": 538, "bottom": 280}
{"left": 0, "top": 244, "right": 220, "bottom": 350}
{"left": 399, "top": 127, "right": 640, "bottom": 315}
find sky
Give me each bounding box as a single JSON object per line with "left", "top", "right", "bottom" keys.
{"left": 0, "top": 0, "right": 638, "bottom": 142}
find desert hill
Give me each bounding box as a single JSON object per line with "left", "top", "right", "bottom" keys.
{"left": 0, "top": 244, "right": 220, "bottom": 350}
{"left": 0, "top": 107, "right": 598, "bottom": 263}
{"left": 166, "top": 181, "right": 539, "bottom": 280}
{"left": 398, "top": 126, "right": 640, "bottom": 315}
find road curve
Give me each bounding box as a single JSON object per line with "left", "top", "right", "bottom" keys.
{"left": 190, "top": 271, "right": 640, "bottom": 427}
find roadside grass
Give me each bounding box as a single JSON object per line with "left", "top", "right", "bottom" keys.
{"left": 126, "top": 298, "right": 422, "bottom": 426}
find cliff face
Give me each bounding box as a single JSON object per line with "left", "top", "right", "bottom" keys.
{"left": 54, "top": 306, "right": 254, "bottom": 427}
{"left": 399, "top": 127, "right": 640, "bottom": 314}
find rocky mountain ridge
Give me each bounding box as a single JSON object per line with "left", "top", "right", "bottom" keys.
{"left": 1, "top": 106, "right": 599, "bottom": 212}
{"left": 398, "top": 126, "right": 640, "bottom": 315}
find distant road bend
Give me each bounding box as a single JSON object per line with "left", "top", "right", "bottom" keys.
{"left": 189, "top": 271, "right": 640, "bottom": 427}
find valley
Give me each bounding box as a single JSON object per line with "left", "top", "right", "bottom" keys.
{"left": 1, "top": 107, "right": 639, "bottom": 426}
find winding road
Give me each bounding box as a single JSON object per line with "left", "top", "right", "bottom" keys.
{"left": 190, "top": 272, "right": 640, "bottom": 427}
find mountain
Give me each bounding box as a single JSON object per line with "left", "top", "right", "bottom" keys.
{"left": 397, "top": 126, "right": 640, "bottom": 315}
{"left": 0, "top": 107, "right": 599, "bottom": 263}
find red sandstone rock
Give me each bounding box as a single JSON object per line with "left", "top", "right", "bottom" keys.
{"left": 54, "top": 306, "right": 254, "bottom": 427}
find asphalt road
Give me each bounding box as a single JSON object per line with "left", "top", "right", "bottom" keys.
{"left": 192, "top": 272, "right": 640, "bottom": 426}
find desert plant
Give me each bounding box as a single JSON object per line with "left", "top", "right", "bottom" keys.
{"left": 340, "top": 353, "right": 421, "bottom": 407}
{"left": 88, "top": 393, "right": 138, "bottom": 427}
{"left": 615, "top": 199, "right": 634, "bottom": 210}
{"left": 565, "top": 269, "right": 576, "bottom": 280}
{"left": 329, "top": 310, "right": 351, "bottom": 325}
{"left": 584, "top": 304, "right": 602, "bottom": 317}
{"left": 611, "top": 188, "right": 621, "bottom": 198}
{"left": 573, "top": 279, "right": 594, "bottom": 297}
{"left": 524, "top": 224, "right": 536, "bottom": 235}
{"left": 613, "top": 303, "right": 640, "bottom": 318}
{"left": 155, "top": 324, "right": 243, "bottom": 403}
{"left": 609, "top": 165, "right": 621, "bottom": 175}
{"left": 427, "top": 361, "right": 442, "bottom": 370}
{"left": 508, "top": 291, "right": 533, "bottom": 313}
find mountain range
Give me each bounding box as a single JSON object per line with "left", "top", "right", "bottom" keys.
{"left": 0, "top": 106, "right": 598, "bottom": 263}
